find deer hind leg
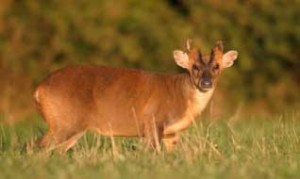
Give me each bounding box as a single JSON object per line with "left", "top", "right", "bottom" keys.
{"left": 35, "top": 88, "right": 86, "bottom": 152}
{"left": 39, "top": 127, "right": 84, "bottom": 153}
{"left": 38, "top": 110, "right": 85, "bottom": 152}
{"left": 56, "top": 132, "right": 84, "bottom": 153}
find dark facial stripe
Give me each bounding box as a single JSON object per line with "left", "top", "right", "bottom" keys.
{"left": 209, "top": 49, "right": 215, "bottom": 64}
{"left": 198, "top": 50, "right": 206, "bottom": 65}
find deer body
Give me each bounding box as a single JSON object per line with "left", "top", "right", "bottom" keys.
{"left": 35, "top": 41, "right": 238, "bottom": 152}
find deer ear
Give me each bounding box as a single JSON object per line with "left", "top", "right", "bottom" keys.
{"left": 222, "top": 50, "right": 238, "bottom": 68}
{"left": 173, "top": 50, "right": 190, "bottom": 69}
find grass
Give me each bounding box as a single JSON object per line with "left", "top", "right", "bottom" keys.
{"left": 0, "top": 112, "right": 300, "bottom": 179}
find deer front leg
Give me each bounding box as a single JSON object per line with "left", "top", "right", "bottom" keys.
{"left": 162, "top": 133, "right": 180, "bottom": 152}
{"left": 162, "top": 116, "right": 193, "bottom": 151}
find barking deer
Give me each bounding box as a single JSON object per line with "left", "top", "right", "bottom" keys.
{"left": 34, "top": 40, "right": 238, "bottom": 152}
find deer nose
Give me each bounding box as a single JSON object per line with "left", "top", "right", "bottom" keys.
{"left": 200, "top": 80, "right": 212, "bottom": 88}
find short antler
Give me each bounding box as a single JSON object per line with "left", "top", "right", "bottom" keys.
{"left": 186, "top": 39, "right": 192, "bottom": 51}
{"left": 215, "top": 40, "right": 224, "bottom": 51}
{"left": 210, "top": 40, "right": 224, "bottom": 63}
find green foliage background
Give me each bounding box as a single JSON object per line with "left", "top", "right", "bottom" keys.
{"left": 0, "top": 0, "right": 299, "bottom": 120}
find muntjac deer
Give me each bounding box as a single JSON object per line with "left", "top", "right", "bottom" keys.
{"left": 34, "top": 40, "right": 238, "bottom": 152}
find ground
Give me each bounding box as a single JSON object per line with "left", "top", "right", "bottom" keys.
{"left": 0, "top": 112, "right": 299, "bottom": 179}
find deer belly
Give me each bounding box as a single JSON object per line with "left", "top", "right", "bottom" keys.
{"left": 90, "top": 111, "right": 142, "bottom": 137}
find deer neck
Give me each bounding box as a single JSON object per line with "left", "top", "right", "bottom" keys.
{"left": 176, "top": 72, "right": 215, "bottom": 117}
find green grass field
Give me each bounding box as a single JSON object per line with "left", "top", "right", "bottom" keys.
{"left": 0, "top": 112, "right": 299, "bottom": 179}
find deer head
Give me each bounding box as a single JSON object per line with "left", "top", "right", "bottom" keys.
{"left": 173, "top": 40, "right": 238, "bottom": 92}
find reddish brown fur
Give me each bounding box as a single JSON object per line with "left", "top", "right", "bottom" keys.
{"left": 34, "top": 41, "right": 237, "bottom": 152}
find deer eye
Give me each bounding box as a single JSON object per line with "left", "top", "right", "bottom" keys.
{"left": 192, "top": 65, "right": 200, "bottom": 72}
{"left": 213, "top": 64, "right": 219, "bottom": 71}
